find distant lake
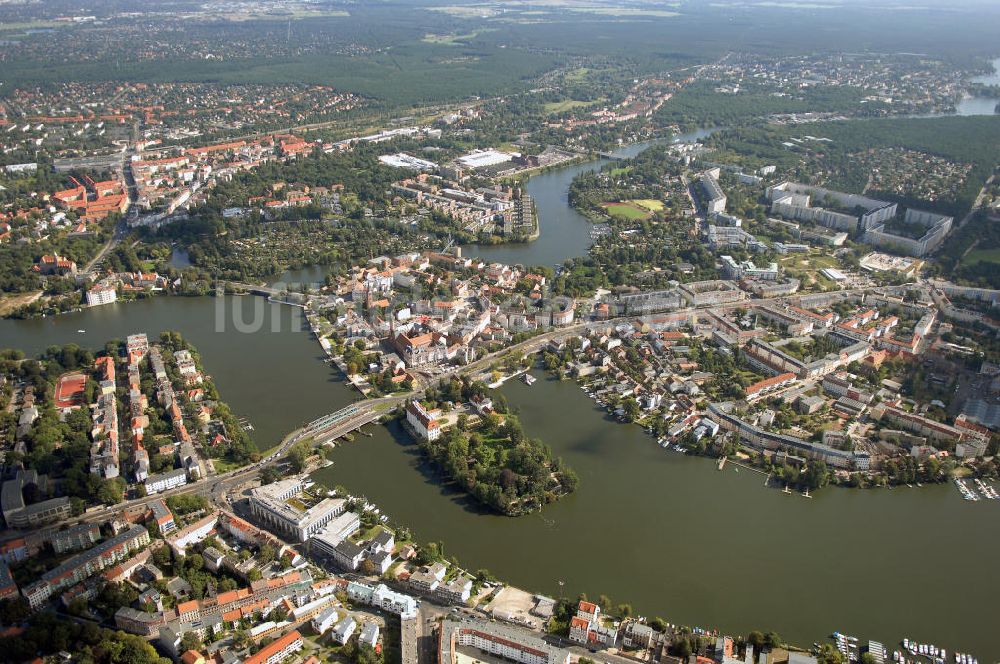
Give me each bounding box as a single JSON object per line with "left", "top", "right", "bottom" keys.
{"left": 956, "top": 56, "right": 1000, "bottom": 116}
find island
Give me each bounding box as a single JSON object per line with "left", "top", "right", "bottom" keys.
{"left": 402, "top": 377, "right": 578, "bottom": 516}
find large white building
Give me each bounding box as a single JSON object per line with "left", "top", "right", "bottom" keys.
{"left": 346, "top": 581, "right": 417, "bottom": 619}
{"left": 312, "top": 607, "right": 340, "bottom": 635}
{"left": 309, "top": 510, "right": 361, "bottom": 558}
{"left": 86, "top": 283, "right": 118, "bottom": 307}
{"left": 405, "top": 401, "right": 442, "bottom": 441}
{"left": 767, "top": 181, "right": 897, "bottom": 233}
{"left": 249, "top": 479, "right": 347, "bottom": 542}
{"left": 862, "top": 208, "right": 954, "bottom": 257}
{"left": 457, "top": 149, "right": 519, "bottom": 170}
{"left": 700, "top": 172, "right": 727, "bottom": 214}
{"left": 379, "top": 153, "right": 437, "bottom": 171}
{"left": 144, "top": 468, "right": 188, "bottom": 495}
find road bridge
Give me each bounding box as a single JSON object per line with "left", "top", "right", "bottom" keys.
{"left": 300, "top": 402, "right": 385, "bottom": 444}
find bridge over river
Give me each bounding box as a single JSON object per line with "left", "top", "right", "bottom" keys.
{"left": 297, "top": 399, "right": 401, "bottom": 445}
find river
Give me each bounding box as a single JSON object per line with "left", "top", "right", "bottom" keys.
{"left": 463, "top": 131, "right": 714, "bottom": 267}
{"left": 314, "top": 372, "right": 1000, "bottom": 658}
{"left": 0, "top": 296, "right": 355, "bottom": 448}
{"left": 955, "top": 56, "right": 1000, "bottom": 116}
{"left": 2, "top": 131, "right": 998, "bottom": 657}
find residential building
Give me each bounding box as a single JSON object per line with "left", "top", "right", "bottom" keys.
{"left": 874, "top": 405, "right": 965, "bottom": 444}
{"left": 0, "top": 538, "right": 28, "bottom": 564}
{"left": 331, "top": 540, "right": 365, "bottom": 571}
{"left": 22, "top": 524, "right": 150, "bottom": 609}
{"left": 115, "top": 606, "right": 171, "bottom": 637}
{"left": 313, "top": 607, "right": 340, "bottom": 635}
{"left": 51, "top": 523, "right": 102, "bottom": 554}
{"left": 345, "top": 581, "right": 417, "bottom": 619}
{"left": 700, "top": 172, "right": 727, "bottom": 214}
{"left": 149, "top": 498, "right": 176, "bottom": 534}
{"left": 767, "top": 182, "right": 896, "bottom": 233}
{"left": 359, "top": 621, "right": 380, "bottom": 649}
{"left": 409, "top": 562, "right": 447, "bottom": 593}
{"left": 439, "top": 618, "right": 571, "bottom": 664}
{"left": 0, "top": 561, "right": 18, "bottom": 601}
{"left": 144, "top": 468, "right": 188, "bottom": 495}
{"left": 678, "top": 280, "right": 746, "bottom": 307}
{"left": 569, "top": 600, "right": 618, "bottom": 647}
{"left": 707, "top": 402, "right": 854, "bottom": 469}
{"left": 243, "top": 630, "right": 303, "bottom": 664}
{"left": 862, "top": 208, "right": 954, "bottom": 257}
{"left": 438, "top": 575, "right": 473, "bottom": 604}
{"left": 624, "top": 621, "right": 656, "bottom": 649}
{"left": 86, "top": 283, "right": 118, "bottom": 307}
{"left": 332, "top": 616, "right": 357, "bottom": 645}
{"left": 165, "top": 513, "right": 219, "bottom": 557}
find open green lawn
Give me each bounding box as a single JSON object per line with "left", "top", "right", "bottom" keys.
{"left": 604, "top": 203, "right": 650, "bottom": 220}
{"left": 544, "top": 99, "right": 600, "bottom": 114}
{"left": 629, "top": 198, "right": 664, "bottom": 212}
{"left": 0, "top": 20, "right": 63, "bottom": 31}
{"left": 780, "top": 253, "right": 839, "bottom": 270}
{"left": 422, "top": 29, "right": 492, "bottom": 45}
{"left": 961, "top": 247, "right": 1000, "bottom": 267}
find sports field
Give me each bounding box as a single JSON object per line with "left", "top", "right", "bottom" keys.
{"left": 630, "top": 199, "right": 664, "bottom": 212}
{"left": 55, "top": 372, "right": 87, "bottom": 409}
{"left": 603, "top": 203, "right": 650, "bottom": 220}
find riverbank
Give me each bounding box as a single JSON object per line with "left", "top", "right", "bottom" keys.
{"left": 314, "top": 371, "right": 1000, "bottom": 659}
{"left": 2, "top": 136, "right": 999, "bottom": 658}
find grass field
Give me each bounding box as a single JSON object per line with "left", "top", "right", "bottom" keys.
{"left": 0, "top": 20, "right": 63, "bottom": 31}
{"left": 779, "top": 253, "right": 839, "bottom": 270}
{"left": 544, "top": 99, "right": 599, "bottom": 114}
{"left": 604, "top": 202, "right": 650, "bottom": 220}
{"left": 422, "top": 29, "right": 492, "bottom": 45}
{"left": 961, "top": 248, "right": 1000, "bottom": 267}
{"left": 629, "top": 199, "right": 664, "bottom": 212}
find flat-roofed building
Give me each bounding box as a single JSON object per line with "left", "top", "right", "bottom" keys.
{"left": 440, "top": 618, "right": 571, "bottom": 664}
{"left": 51, "top": 523, "right": 102, "bottom": 554}
{"left": 309, "top": 511, "right": 361, "bottom": 558}
{"left": 22, "top": 524, "right": 150, "bottom": 609}
{"left": 250, "top": 481, "right": 346, "bottom": 542}
{"left": 144, "top": 468, "right": 188, "bottom": 495}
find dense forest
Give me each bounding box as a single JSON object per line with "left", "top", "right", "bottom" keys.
{"left": 654, "top": 80, "right": 885, "bottom": 130}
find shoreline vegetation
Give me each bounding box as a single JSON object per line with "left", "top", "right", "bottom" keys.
{"left": 403, "top": 376, "right": 579, "bottom": 516}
